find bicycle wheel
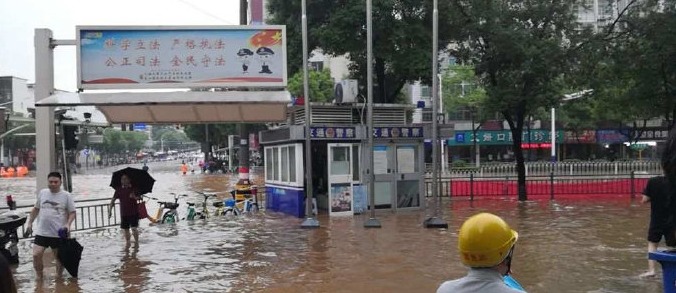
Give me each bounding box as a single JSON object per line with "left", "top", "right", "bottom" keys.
{"left": 250, "top": 203, "right": 259, "bottom": 213}
{"left": 162, "top": 212, "right": 176, "bottom": 224}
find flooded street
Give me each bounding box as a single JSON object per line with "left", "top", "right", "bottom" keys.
{"left": 0, "top": 162, "right": 663, "bottom": 292}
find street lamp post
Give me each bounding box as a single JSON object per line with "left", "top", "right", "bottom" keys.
{"left": 300, "top": 0, "right": 320, "bottom": 228}
{"left": 363, "top": 0, "right": 381, "bottom": 228}
{"left": 423, "top": 0, "right": 448, "bottom": 229}
{"left": 552, "top": 90, "right": 593, "bottom": 163}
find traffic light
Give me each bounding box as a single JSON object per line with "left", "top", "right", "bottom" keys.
{"left": 63, "top": 125, "right": 79, "bottom": 150}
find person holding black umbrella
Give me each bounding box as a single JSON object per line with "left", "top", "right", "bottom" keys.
{"left": 108, "top": 167, "right": 155, "bottom": 248}
{"left": 25, "top": 171, "right": 76, "bottom": 280}
{"left": 108, "top": 173, "right": 141, "bottom": 247}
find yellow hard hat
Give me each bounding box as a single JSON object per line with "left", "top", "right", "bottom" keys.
{"left": 458, "top": 213, "right": 518, "bottom": 267}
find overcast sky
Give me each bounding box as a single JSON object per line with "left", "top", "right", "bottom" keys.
{"left": 0, "top": 0, "right": 241, "bottom": 91}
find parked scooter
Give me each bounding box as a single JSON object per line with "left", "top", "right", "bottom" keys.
{"left": 0, "top": 212, "right": 27, "bottom": 264}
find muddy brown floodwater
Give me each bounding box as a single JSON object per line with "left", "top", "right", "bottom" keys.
{"left": 0, "top": 162, "right": 664, "bottom": 292}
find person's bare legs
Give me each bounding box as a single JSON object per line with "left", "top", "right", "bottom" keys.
{"left": 32, "top": 245, "right": 46, "bottom": 279}
{"left": 123, "top": 228, "right": 131, "bottom": 246}
{"left": 131, "top": 227, "right": 139, "bottom": 247}
{"left": 641, "top": 241, "right": 659, "bottom": 278}
{"left": 52, "top": 248, "right": 64, "bottom": 278}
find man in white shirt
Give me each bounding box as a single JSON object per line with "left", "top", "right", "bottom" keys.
{"left": 25, "top": 172, "right": 76, "bottom": 279}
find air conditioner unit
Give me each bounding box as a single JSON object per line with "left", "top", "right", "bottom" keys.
{"left": 334, "top": 79, "right": 358, "bottom": 104}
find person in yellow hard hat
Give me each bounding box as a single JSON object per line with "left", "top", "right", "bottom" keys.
{"left": 436, "top": 212, "right": 525, "bottom": 293}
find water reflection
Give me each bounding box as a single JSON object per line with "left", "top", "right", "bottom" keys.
{"left": 117, "top": 246, "right": 151, "bottom": 293}
{"left": 2, "top": 162, "right": 667, "bottom": 292}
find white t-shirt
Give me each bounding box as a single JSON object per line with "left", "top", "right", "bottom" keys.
{"left": 34, "top": 188, "right": 76, "bottom": 238}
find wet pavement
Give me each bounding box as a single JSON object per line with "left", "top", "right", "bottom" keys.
{"left": 0, "top": 161, "right": 665, "bottom": 292}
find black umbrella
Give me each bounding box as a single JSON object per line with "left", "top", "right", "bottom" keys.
{"left": 110, "top": 167, "right": 156, "bottom": 195}
{"left": 58, "top": 238, "right": 83, "bottom": 278}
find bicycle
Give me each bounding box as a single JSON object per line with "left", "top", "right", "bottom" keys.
{"left": 223, "top": 190, "right": 259, "bottom": 216}
{"left": 146, "top": 193, "right": 185, "bottom": 224}
{"left": 185, "top": 191, "right": 217, "bottom": 220}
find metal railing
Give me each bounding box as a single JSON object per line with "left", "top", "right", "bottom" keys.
{"left": 1, "top": 198, "right": 120, "bottom": 239}
{"left": 1, "top": 190, "right": 269, "bottom": 240}
{"left": 424, "top": 171, "right": 653, "bottom": 200}
{"left": 426, "top": 161, "right": 661, "bottom": 177}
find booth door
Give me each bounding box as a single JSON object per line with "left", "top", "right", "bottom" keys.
{"left": 373, "top": 144, "right": 395, "bottom": 210}
{"left": 328, "top": 144, "right": 354, "bottom": 216}
{"left": 394, "top": 145, "right": 422, "bottom": 210}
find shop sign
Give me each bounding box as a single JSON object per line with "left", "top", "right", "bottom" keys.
{"left": 564, "top": 130, "right": 596, "bottom": 143}
{"left": 447, "top": 130, "right": 563, "bottom": 146}
{"left": 596, "top": 130, "right": 628, "bottom": 144}
{"left": 632, "top": 128, "right": 670, "bottom": 141}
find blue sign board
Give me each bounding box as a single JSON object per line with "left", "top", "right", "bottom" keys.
{"left": 373, "top": 127, "right": 423, "bottom": 138}
{"left": 310, "top": 127, "right": 356, "bottom": 139}
{"left": 455, "top": 133, "right": 466, "bottom": 143}
{"left": 133, "top": 123, "right": 146, "bottom": 131}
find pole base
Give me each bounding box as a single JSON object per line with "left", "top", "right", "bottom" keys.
{"left": 300, "top": 217, "right": 320, "bottom": 229}
{"left": 423, "top": 217, "right": 448, "bottom": 229}
{"left": 364, "top": 218, "right": 382, "bottom": 228}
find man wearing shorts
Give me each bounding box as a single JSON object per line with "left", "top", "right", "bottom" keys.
{"left": 26, "top": 172, "right": 76, "bottom": 279}
{"left": 641, "top": 175, "right": 676, "bottom": 278}
{"left": 108, "top": 173, "right": 140, "bottom": 247}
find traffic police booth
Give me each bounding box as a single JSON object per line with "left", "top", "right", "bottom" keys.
{"left": 260, "top": 103, "right": 427, "bottom": 218}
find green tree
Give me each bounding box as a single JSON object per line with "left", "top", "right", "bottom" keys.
{"left": 287, "top": 68, "right": 334, "bottom": 102}
{"left": 183, "top": 123, "right": 268, "bottom": 152}
{"left": 441, "top": 65, "right": 487, "bottom": 115}
{"left": 268, "top": 0, "right": 455, "bottom": 103}
{"left": 102, "top": 129, "right": 148, "bottom": 154}
{"left": 586, "top": 0, "right": 676, "bottom": 131}
{"left": 449, "top": 0, "right": 587, "bottom": 200}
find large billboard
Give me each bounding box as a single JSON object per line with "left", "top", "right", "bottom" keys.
{"left": 77, "top": 26, "right": 287, "bottom": 90}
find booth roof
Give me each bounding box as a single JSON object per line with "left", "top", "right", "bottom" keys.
{"left": 35, "top": 90, "right": 291, "bottom": 124}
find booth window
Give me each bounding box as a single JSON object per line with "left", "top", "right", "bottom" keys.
{"left": 264, "top": 143, "right": 301, "bottom": 186}
{"left": 266, "top": 148, "right": 273, "bottom": 181}
{"left": 272, "top": 147, "right": 279, "bottom": 181}
{"left": 281, "top": 146, "right": 289, "bottom": 182}
{"left": 288, "top": 145, "right": 296, "bottom": 182}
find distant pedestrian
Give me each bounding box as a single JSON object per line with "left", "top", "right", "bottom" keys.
{"left": 142, "top": 163, "right": 149, "bottom": 172}
{"left": 25, "top": 172, "right": 76, "bottom": 280}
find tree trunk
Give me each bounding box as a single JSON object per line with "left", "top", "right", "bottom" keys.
{"left": 504, "top": 111, "right": 527, "bottom": 201}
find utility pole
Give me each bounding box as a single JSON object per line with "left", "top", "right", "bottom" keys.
{"left": 237, "top": 0, "right": 251, "bottom": 186}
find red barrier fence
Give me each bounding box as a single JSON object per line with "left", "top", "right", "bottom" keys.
{"left": 426, "top": 172, "right": 652, "bottom": 200}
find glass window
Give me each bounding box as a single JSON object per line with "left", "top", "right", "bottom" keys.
{"left": 330, "top": 146, "right": 350, "bottom": 175}
{"left": 397, "top": 180, "right": 420, "bottom": 208}
{"left": 352, "top": 145, "right": 360, "bottom": 181}
{"left": 266, "top": 148, "right": 273, "bottom": 181}
{"left": 272, "top": 147, "right": 279, "bottom": 181}
{"left": 396, "top": 146, "right": 418, "bottom": 173}
{"left": 421, "top": 86, "right": 431, "bottom": 98}
{"left": 281, "top": 147, "right": 289, "bottom": 182}
{"left": 289, "top": 145, "right": 296, "bottom": 183}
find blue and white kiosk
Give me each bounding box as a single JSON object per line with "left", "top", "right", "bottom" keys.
{"left": 260, "top": 103, "right": 427, "bottom": 218}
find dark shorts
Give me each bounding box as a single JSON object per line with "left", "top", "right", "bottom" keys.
{"left": 648, "top": 225, "right": 676, "bottom": 246}
{"left": 33, "top": 235, "right": 61, "bottom": 249}
{"left": 121, "top": 215, "right": 139, "bottom": 230}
